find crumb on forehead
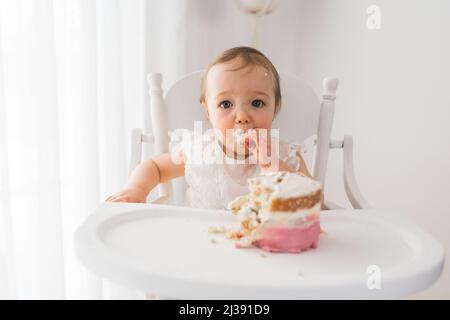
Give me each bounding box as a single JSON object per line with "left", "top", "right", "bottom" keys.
{"left": 207, "top": 60, "right": 274, "bottom": 91}
{"left": 205, "top": 68, "right": 274, "bottom": 104}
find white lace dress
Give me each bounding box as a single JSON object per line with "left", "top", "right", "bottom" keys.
{"left": 170, "top": 129, "right": 303, "bottom": 210}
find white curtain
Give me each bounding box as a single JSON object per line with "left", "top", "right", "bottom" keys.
{"left": 0, "top": 0, "right": 193, "bottom": 299}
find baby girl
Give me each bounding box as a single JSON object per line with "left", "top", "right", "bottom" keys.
{"left": 106, "top": 46, "right": 321, "bottom": 208}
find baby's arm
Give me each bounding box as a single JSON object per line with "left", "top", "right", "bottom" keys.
{"left": 295, "top": 151, "right": 312, "bottom": 178}
{"left": 106, "top": 152, "right": 185, "bottom": 203}
{"left": 295, "top": 152, "right": 324, "bottom": 210}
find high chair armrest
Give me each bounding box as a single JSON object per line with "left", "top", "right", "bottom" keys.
{"left": 323, "top": 200, "right": 344, "bottom": 210}
{"left": 129, "top": 128, "right": 156, "bottom": 175}
{"left": 150, "top": 195, "right": 171, "bottom": 205}
{"left": 342, "top": 135, "right": 372, "bottom": 209}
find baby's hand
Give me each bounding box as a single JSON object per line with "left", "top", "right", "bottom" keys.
{"left": 245, "top": 129, "right": 279, "bottom": 170}
{"left": 105, "top": 187, "right": 148, "bottom": 203}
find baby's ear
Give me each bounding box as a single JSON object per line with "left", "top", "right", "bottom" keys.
{"left": 201, "top": 102, "right": 209, "bottom": 118}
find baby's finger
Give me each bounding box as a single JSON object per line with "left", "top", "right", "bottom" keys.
{"left": 246, "top": 129, "right": 258, "bottom": 140}
{"left": 105, "top": 196, "right": 115, "bottom": 202}
{"left": 113, "top": 196, "right": 133, "bottom": 203}
{"left": 244, "top": 135, "right": 256, "bottom": 150}
{"left": 245, "top": 131, "right": 258, "bottom": 149}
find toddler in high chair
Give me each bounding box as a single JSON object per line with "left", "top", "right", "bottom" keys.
{"left": 106, "top": 46, "right": 323, "bottom": 209}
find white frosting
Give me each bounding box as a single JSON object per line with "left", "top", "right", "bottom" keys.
{"left": 275, "top": 173, "right": 321, "bottom": 198}
{"left": 234, "top": 129, "right": 248, "bottom": 156}
{"left": 248, "top": 171, "right": 321, "bottom": 199}
{"left": 228, "top": 195, "right": 248, "bottom": 211}
{"left": 234, "top": 129, "right": 246, "bottom": 146}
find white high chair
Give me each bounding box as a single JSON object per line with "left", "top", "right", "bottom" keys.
{"left": 75, "top": 71, "right": 444, "bottom": 300}
{"left": 130, "top": 71, "right": 371, "bottom": 210}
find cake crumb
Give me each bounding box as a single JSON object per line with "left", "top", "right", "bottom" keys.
{"left": 297, "top": 271, "right": 303, "bottom": 277}
{"left": 210, "top": 238, "right": 217, "bottom": 244}
{"left": 227, "top": 230, "right": 244, "bottom": 240}
{"left": 208, "top": 226, "right": 227, "bottom": 234}
{"left": 259, "top": 251, "right": 267, "bottom": 258}
{"left": 320, "top": 228, "right": 327, "bottom": 235}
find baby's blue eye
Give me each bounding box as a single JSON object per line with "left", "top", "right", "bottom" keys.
{"left": 219, "top": 100, "right": 233, "bottom": 109}
{"left": 251, "top": 99, "right": 265, "bottom": 108}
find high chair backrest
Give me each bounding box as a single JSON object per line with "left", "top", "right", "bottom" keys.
{"left": 133, "top": 70, "right": 338, "bottom": 205}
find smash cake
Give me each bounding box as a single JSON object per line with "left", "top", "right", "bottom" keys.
{"left": 227, "top": 171, "right": 323, "bottom": 253}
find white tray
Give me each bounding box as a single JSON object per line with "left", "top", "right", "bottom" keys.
{"left": 74, "top": 203, "right": 444, "bottom": 299}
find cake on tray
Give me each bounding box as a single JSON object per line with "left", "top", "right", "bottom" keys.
{"left": 227, "top": 171, "right": 323, "bottom": 253}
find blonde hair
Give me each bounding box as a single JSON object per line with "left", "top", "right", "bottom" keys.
{"left": 200, "top": 46, "right": 282, "bottom": 117}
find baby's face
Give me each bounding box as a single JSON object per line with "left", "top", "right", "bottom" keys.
{"left": 202, "top": 59, "right": 276, "bottom": 148}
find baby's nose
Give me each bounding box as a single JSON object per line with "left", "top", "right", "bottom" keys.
{"left": 235, "top": 109, "right": 251, "bottom": 124}
{"left": 235, "top": 118, "right": 250, "bottom": 124}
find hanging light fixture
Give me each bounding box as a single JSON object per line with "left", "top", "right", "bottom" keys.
{"left": 235, "top": 0, "right": 280, "bottom": 15}
{"left": 234, "top": 0, "right": 281, "bottom": 49}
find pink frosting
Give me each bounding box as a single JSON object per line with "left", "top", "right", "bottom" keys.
{"left": 251, "top": 220, "right": 320, "bottom": 253}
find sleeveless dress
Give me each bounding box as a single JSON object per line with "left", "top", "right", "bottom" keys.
{"left": 169, "top": 129, "right": 302, "bottom": 210}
